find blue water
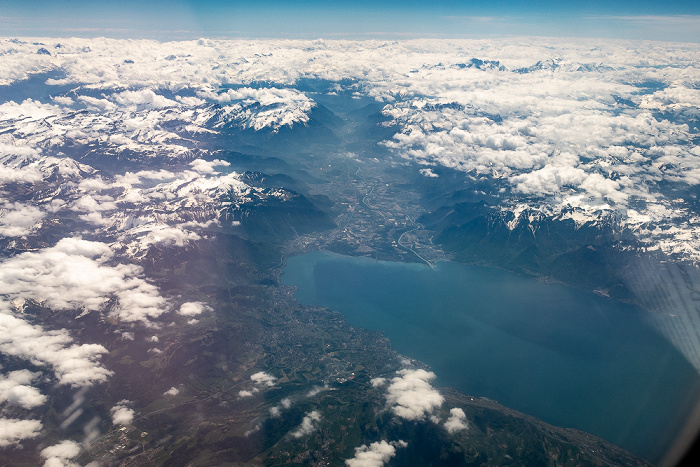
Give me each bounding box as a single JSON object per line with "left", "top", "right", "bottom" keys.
{"left": 282, "top": 250, "right": 700, "bottom": 463}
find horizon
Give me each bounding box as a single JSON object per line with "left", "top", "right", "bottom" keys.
{"left": 2, "top": 1, "right": 700, "bottom": 43}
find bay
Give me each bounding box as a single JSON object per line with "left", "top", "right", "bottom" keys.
{"left": 282, "top": 250, "right": 700, "bottom": 463}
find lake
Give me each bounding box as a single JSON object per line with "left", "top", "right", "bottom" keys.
{"left": 282, "top": 250, "right": 700, "bottom": 463}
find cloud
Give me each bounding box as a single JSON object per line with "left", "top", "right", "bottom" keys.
{"left": 640, "top": 85, "right": 700, "bottom": 113}
{"left": 384, "top": 369, "right": 444, "bottom": 421}
{"left": 0, "top": 237, "right": 167, "bottom": 324}
{"left": 188, "top": 158, "right": 230, "bottom": 175}
{"left": 444, "top": 408, "right": 468, "bottom": 434}
{"left": 71, "top": 194, "right": 117, "bottom": 213}
{"left": 0, "top": 311, "right": 112, "bottom": 387}
{"left": 114, "top": 169, "right": 177, "bottom": 186}
{"left": 78, "top": 212, "right": 111, "bottom": 227}
{"left": 51, "top": 96, "right": 74, "bottom": 106}
{"left": 419, "top": 168, "right": 439, "bottom": 178}
{"left": 0, "top": 149, "right": 46, "bottom": 184}
{"left": 111, "top": 89, "right": 178, "bottom": 109}
{"left": 0, "top": 202, "right": 45, "bottom": 237}
{"left": 268, "top": 397, "right": 292, "bottom": 417}
{"left": 0, "top": 370, "right": 46, "bottom": 409}
{"left": 380, "top": 75, "right": 700, "bottom": 259}
{"left": 0, "top": 417, "right": 42, "bottom": 447}
{"left": 244, "top": 423, "right": 262, "bottom": 437}
{"left": 306, "top": 384, "right": 328, "bottom": 397}
{"left": 370, "top": 377, "right": 386, "bottom": 387}
{"left": 511, "top": 163, "right": 588, "bottom": 197}
{"left": 40, "top": 440, "right": 81, "bottom": 467}
{"left": 290, "top": 410, "right": 321, "bottom": 438}
{"left": 345, "top": 440, "right": 407, "bottom": 467}
{"left": 134, "top": 225, "right": 201, "bottom": 248}
{"left": 177, "top": 302, "right": 210, "bottom": 316}
{"left": 111, "top": 401, "right": 135, "bottom": 425}
{"left": 164, "top": 387, "right": 179, "bottom": 396}
{"left": 77, "top": 95, "right": 117, "bottom": 112}
{"left": 250, "top": 371, "right": 276, "bottom": 387}
{"left": 0, "top": 98, "right": 61, "bottom": 121}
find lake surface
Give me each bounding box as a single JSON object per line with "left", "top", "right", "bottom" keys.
{"left": 282, "top": 250, "right": 700, "bottom": 463}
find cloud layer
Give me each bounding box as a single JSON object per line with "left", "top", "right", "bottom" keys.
{"left": 1, "top": 37, "right": 697, "bottom": 261}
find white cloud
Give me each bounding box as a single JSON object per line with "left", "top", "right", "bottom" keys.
{"left": 0, "top": 202, "right": 45, "bottom": 237}
{"left": 268, "top": 396, "right": 293, "bottom": 417}
{"left": 78, "top": 212, "right": 111, "bottom": 227}
{"left": 0, "top": 237, "right": 167, "bottom": 324}
{"left": 419, "top": 168, "right": 439, "bottom": 178}
{"left": 384, "top": 369, "right": 444, "bottom": 421}
{"left": 40, "top": 440, "right": 81, "bottom": 467}
{"left": 114, "top": 223, "right": 203, "bottom": 256}
{"left": 164, "top": 387, "right": 179, "bottom": 396}
{"left": 511, "top": 163, "right": 588, "bottom": 197}
{"left": 444, "top": 408, "right": 468, "bottom": 434}
{"left": 0, "top": 98, "right": 61, "bottom": 121}
{"left": 51, "top": 96, "right": 75, "bottom": 106}
{"left": 0, "top": 159, "right": 43, "bottom": 184}
{"left": 370, "top": 377, "right": 386, "bottom": 387}
{"left": 115, "top": 169, "right": 177, "bottom": 186}
{"left": 0, "top": 370, "right": 46, "bottom": 409}
{"left": 345, "top": 440, "right": 407, "bottom": 467}
{"left": 176, "top": 95, "right": 206, "bottom": 106}
{"left": 189, "top": 158, "right": 230, "bottom": 175}
{"left": 78, "top": 96, "right": 117, "bottom": 112}
{"left": 111, "top": 401, "right": 135, "bottom": 425}
{"left": 244, "top": 423, "right": 262, "bottom": 437}
{"left": 177, "top": 302, "right": 210, "bottom": 316}
{"left": 119, "top": 331, "right": 134, "bottom": 341}
{"left": 250, "top": 371, "right": 276, "bottom": 387}
{"left": 0, "top": 417, "right": 42, "bottom": 447}
{"left": 111, "top": 89, "right": 178, "bottom": 109}
{"left": 71, "top": 195, "right": 116, "bottom": 212}
{"left": 0, "top": 312, "right": 112, "bottom": 387}
{"left": 306, "top": 384, "right": 328, "bottom": 397}
{"left": 290, "top": 410, "right": 321, "bottom": 438}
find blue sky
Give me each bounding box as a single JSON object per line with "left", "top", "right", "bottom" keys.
{"left": 1, "top": 0, "right": 700, "bottom": 42}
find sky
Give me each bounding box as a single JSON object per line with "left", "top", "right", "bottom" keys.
{"left": 1, "top": 0, "right": 700, "bottom": 42}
